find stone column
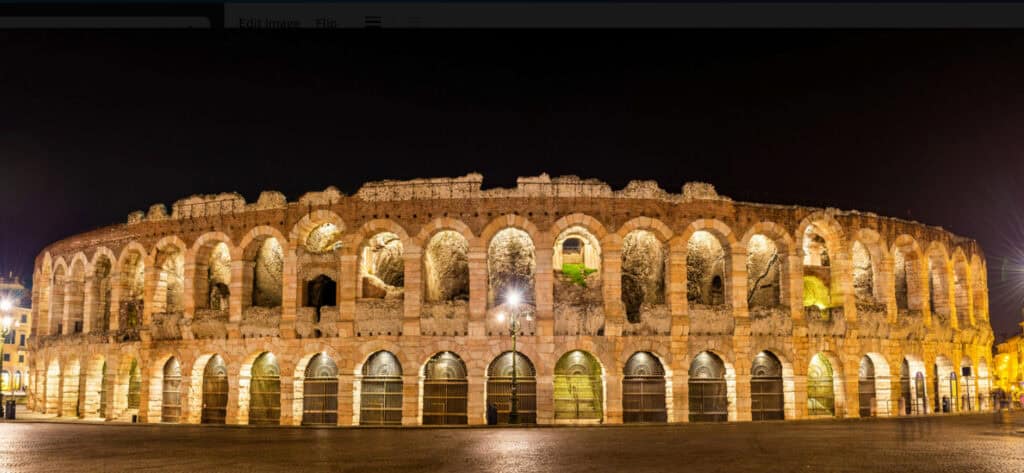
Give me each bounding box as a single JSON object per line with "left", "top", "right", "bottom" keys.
{"left": 279, "top": 374, "right": 294, "bottom": 426}
{"left": 182, "top": 262, "right": 198, "bottom": 317}
{"left": 108, "top": 276, "right": 123, "bottom": 332}
{"left": 668, "top": 238, "right": 688, "bottom": 337}
{"left": 467, "top": 374, "right": 486, "bottom": 425}
{"left": 535, "top": 372, "right": 554, "bottom": 424}
{"left": 402, "top": 374, "right": 420, "bottom": 425}
{"left": 338, "top": 249, "right": 357, "bottom": 338}
{"left": 602, "top": 240, "right": 624, "bottom": 337}
{"left": 534, "top": 232, "right": 554, "bottom": 338}
{"left": 225, "top": 375, "right": 241, "bottom": 424}
{"left": 604, "top": 371, "right": 623, "bottom": 424}
{"left": 671, "top": 370, "right": 689, "bottom": 422}
{"left": 280, "top": 246, "right": 299, "bottom": 339}
{"left": 402, "top": 245, "right": 423, "bottom": 336}
{"left": 228, "top": 260, "right": 245, "bottom": 323}
{"left": 337, "top": 373, "right": 355, "bottom": 426}
{"left": 467, "top": 246, "right": 487, "bottom": 337}
{"left": 142, "top": 265, "right": 160, "bottom": 327}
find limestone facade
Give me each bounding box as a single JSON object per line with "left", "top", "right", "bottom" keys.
{"left": 27, "top": 174, "right": 995, "bottom": 425}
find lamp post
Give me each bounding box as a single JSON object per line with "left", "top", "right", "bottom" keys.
{"left": 502, "top": 291, "right": 524, "bottom": 424}
{"left": 0, "top": 299, "right": 17, "bottom": 418}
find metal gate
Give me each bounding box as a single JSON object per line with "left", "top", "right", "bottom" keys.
{"left": 750, "top": 351, "right": 784, "bottom": 421}
{"left": 422, "top": 352, "right": 467, "bottom": 425}
{"left": 302, "top": 354, "right": 338, "bottom": 426}
{"left": 858, "top": 356, "right": 876, "bottom": 417}
{"left": 202, "top": 355, "right": 228, "bottom": 424}
{"left": 360, "top": 351, "right": 403, "bottom": 425}
{"left": 127, "top": 359, "right": 141, "bottom": 410}
{"left": 622, "top": 352, "right": 666, "bottom": 423}
{"left": 554, "top": 350, "right": 603, "bottom": 422}
{"left": 689, "top": 351, "right": 727, "bottom": 422}
{"left": 249, "top": 352, "right": 281, "bottom": 425}
{"left": 487, "top": 352, "right": 537, "bottom": 424}
{"left": 807, "top": 354, "right": 835, "bottom": 416}
{"left": 161, "top": 358, "right": 182, "bottom": 423}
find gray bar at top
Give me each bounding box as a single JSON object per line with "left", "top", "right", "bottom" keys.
{"left": 225, "top": 3, "right": 1024, "bottom": 28}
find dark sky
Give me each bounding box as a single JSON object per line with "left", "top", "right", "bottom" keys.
{"left": 1, "top": 30, "right": 1023, "bottom": 341}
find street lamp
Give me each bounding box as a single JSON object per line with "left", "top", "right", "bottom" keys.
{"left": 503, "top": 291, "right": 526, "bottom": 424}
{"left": 0, "top": 298, "right": 17, "bottom": 418}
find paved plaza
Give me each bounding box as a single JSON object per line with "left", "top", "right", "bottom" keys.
{"left": 0, "top": 413, "right": 1021, "bottom": 473}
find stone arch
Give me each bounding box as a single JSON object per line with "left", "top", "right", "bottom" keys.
{"left": 750, "top": 349, "right": 797, "bottom": 420}
{"left": 45, "top": 359, "right": 60, "bottom": 414}
{"left": 82, "top": 355, "right": 105, "bottom": 418}
{"left": 616, "top": 216, "right": 673, "bottom": 242}
{"left": 294, "top": 350, "right": 341, "bottom": 426}
{"left": 288, "top": 210, "right": 346, "bottom": 249}
{"left": 621, "top": 228, "right": 669, "bottom": 324}
{"left": 354, "top": 219, "right": 410, "bottom": 299}
{"left": 621, "top": 350, "right": 669, "bottom": 423}
{"left": 553, "top": 349, "right": 606, "bottom": 423}
{"left": 239, "top": 226, "right": 287, "bottom": 311}
{"left": 807, "top": 351, "right": 846, "bottom": 417}
{"left": 414, "top": 217, "right": 477, "bottom": 248}
{"left": 679, "top": 220, "right": 737, "bottom": 307}
{"left": 189, "top": 232, "right": 235, "bottom": 312}
{"left": 934, "top": 354, "right": 956, "bottom": 413}
{"left": 551, "top": 213, "right": 608, "bottom": 271}
{"left": 900, "top": 354, "right": 929, "bottom": 415}
{"left": 87, "top": 248, "right": 115, "bottom": 334}
{"left": 486, "top": 226, "right": 537, "bottom": 308}
{"left": 969, "top": 255, "right": 988, "bottom": 320}
{"left": 741, "top": 222, "right": 795, "bottom": 309}
{"left": 959, "top": 355, "right": 977, "bottom": 411}
{"left": 48, "top": 259, "right": 67, "bottom": 335}
{"left": 485, "top": 351, "right": 538, "bottom": 424}
{"left": 420, "top": 351, "right": 469, "bottom": 425}
{"left": 151, "top": 236, "right": 187, "bottom": 315}
{"left": 35, "top": 253, "right": 53, "bottom": 339}
{"left": 952, "top": 248, "right": 972, "bottom": 327}
{"left": 891, "top": 235, "right": 927, "bottom": 313}
{"left": 860, "top": 352, "right": 892, "bottom": 417}
{"left": 354, "top": 348, "right": 405, "bottom": 426}
{"left": 143, "top": 353, "right": 175, "bottom": 422}
{"left": 797, "top": 213, "right": 845, "bottom": 312}
{"left": 422, "top": 229, "right": 471, "bottom": 303}
{"left": 851, "top": 229, "right": 889, "bottom": 307}
{"left": 926, "top": 242, "right": 953, "bottom": 325}
{"left": 65, "top": 255, "right": 88, "bottom": 333}
{"left": 61, "top": 357, "right": 81, "bottom": 417}
{"left": 116, "top": 243, "right": 147, "bottom": 333}
{"left": 238, "top": 350, "right": 283, "bottom": 425}
{"left": 687, "top": 350, "right": 737, "bottom": 422}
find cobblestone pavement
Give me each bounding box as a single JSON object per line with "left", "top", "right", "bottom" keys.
{"left": 0, "top": 412, "right": 1021, "bottom": 473}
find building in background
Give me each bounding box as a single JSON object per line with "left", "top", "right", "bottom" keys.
{"left": 993, "top": 309, "right": 1024, "bottom": 406}
{"left": 0, "top": 274, "right": 31, "bottom": 394}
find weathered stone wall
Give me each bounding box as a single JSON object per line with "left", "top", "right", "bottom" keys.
{"left": 28, "top": 174, "right": 996, "bottom": 425}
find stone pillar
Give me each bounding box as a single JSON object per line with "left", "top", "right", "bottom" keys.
{"left": 535, "top": 373, "right": 554, "bottom": 424}
{"left": 602, "top": 240, "right": 624, "bottom": 337}
{"left": 142, "top": 265, "right": 159, "bottom": 327}
{"left": 793, "top": 373, "right": 808, "bottom": 419}
{"left": 668, "top": 238, "right": 688, "bottom": 337}
{"left": 732, "top": 319, "right": 753, "bottom": 421}
{"left": 338, "top": 249, "right": 357, "bottom": 338}
{"left": 402, "top": 245, "right": 423, "bottom": 336}
{"left": 228, "top": 260, "right": 245, "bottom": 323}
{"left": 604, "top": 371, "right": 623, "bottom": 424}
{"left": 467, "top": 374, "right": 486, "bottom": 425}
{"left": 280, "top": 247, "right": 299, "bottom": 339}
{"left": 108, "top": 276, "right": 123, "bottom": 332}
{"left": 82, "top": 276, "right": 96, "bottom": 333}
{"left": 279, "top": 374, "right": 294, "bottom": 426}
{"left": 534, "top": 232, "right": 554, "bottom": 338}
{"left": 337, "top": 373, "right": 355, "bottom": 426}
{"left": 226, "top": 375, "right": 241, "bottom": 424}
{"left": 671, "top": 370, "right": 689, "bottom": 422}
{"left": 182, "top": 262, "right": 198, "bottom": 318}
{"left": 402, "top": 374, "right": 420, "bottom": 425}
{"left": 467, "top": 246, "right": 487, "bottom": 337}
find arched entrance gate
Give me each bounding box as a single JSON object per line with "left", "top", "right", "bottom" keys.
{"left": 688, "top": 351, "right": 727, "bottom": 422}
{"left": 422, "top": 352, "right": 468, "bottom": 425}
{"left": 554, "top": 350, "right": 603, "bottom": 422}
{"left": 622, "top": 352, "right": 666, "bottom": 423}
{"left": 361, "top": 351, "right": 403, "bottom": 425}
{"left": 486, "top": 351, "right": 537, "bottom": 424}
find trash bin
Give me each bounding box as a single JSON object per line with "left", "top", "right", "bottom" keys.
{"left": 6, "top": 400, "right": 15, "bottom": 419}
{"left": 131, "top": 414, "right": 138, "bottom": 423}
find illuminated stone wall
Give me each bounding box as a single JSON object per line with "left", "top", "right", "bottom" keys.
{"left": 27, "top": 174, "right": 996, "bottom": 425}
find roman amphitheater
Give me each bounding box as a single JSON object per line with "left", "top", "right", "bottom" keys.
{"left": 26, "top": 174, "right": 996, "bottom": 426}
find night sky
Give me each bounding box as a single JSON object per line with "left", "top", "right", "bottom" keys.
{"left": 1, "top": 30, "right": 1023, "bottom": 341}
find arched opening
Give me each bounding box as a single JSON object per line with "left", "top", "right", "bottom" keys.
{"left": 118, "top": 251, "right": 145, "bottom": 335}
{"left": 959, "top": 356, "right": 976, "bottom": 411}
{"left": 246, "top": 237, "right": 284, "bottom": 309}
{"left": 161, "top": 358, "right": 182, "bottom": 423}
{"left": 153, "top": 244, "right": 185, "bottom": 315}
{"left": 305, "top": 223, "right": 342, "bottom": 254}
{"left": 49, "top": 266, "right": 66, "bottom": 334}
{"left": 554, "top": 350, "right": 603, "bottom": 422}
{"left": 553, "top": 226, "right": 601, "bottom": 280}
{"left": 802, "top": 224, "right": 839, "bottom": 316}
{"left": 892, "top": 244, "right": 924, "bottom": 312}
{"left": 422, "top": 351, "right": 468, "bottom": 425}
{"left": 486, "top": 351, "right": 537, "bottom": 424}
{"left": 45, "top": 360, "right": 60, "bottom": 414}
{"left": 807, "top": 353, "right": 835, "bottom": 416}
{"left": 927, "top": 253, "right": 951, "bottom": 324}
{"left": 66, "top": 260, "right": 86, "bottom": 333}
{"left": 621, "top": 230, "right": 666, "bottom": 323}
{"left": 488, "top": 228, "right": 536, "bottom": 309}
{"left": 423, "top": 230, "right": 470, "bottom": 303}
{"left": 302, "top": 353, "right": 339, "bottom": 426}
{"left": 953, "top": 255, "right": 971, "bottom": 327}
{"left": 359, "top": 232, "right": 405, "bottom": 298}
{"left": 687, "top": 231, "right": 727, "bottom": 307}
{"left": 201, "top": 354, "right": 228, "bottom": 424}
{"left": 360, "top": 351, "right": 403, "bottom": 425}
{"left": 622, "top": 352, "right": 667, "bottom": 423}
{"left": 852, "top": 240, "right": 885, "bottom": 312}
{"left": 14, "top": 371, "right": 22, "bottom": 392}
{"left": 195, "top": 241, "right": 232, "bottom": 312}
{"left": 249, "top": 352, "right": 281, "bottom": 425}
{"left": 127, "top": 358, "right": 141, "bottom": 412}
{"left": 90, "top": 256, "right": 113, "bottom": 332}
{"left": 552, "top": 225, "right": 603, "bottom": 335}
{"left": 934, "top": 355, "right": 956, "bottom": 413}
{"left": 688, "top": 351, "right": 727, "bottom": 422}
{"left": 747, "top": 235, "right": 782, "bottom": 308}
{"left": 305, "top": 275, "right": 337, "bottom": 324}
{"left": 858, "top": 356, "right": 876, "bottom": 417}
{"left": 751, "top": 351, "right": 784, "bottom": 420}
{"left": 970, "top": 257, "right": 987, "bottom": 320}
{"left": 899, "top": 357, "right": 927, "bottom": 415}
{"left": 62, "top": 359, "right": 81, "bottom": 417}
{"left": 82, "top": 357, "right": 105, "bottom": 418}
